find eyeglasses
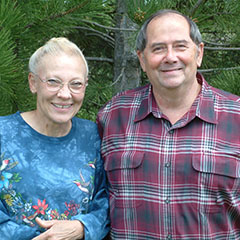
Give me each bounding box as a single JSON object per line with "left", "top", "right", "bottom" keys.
{"left": 32, "top": 73, "right": 88, "bottom": 94}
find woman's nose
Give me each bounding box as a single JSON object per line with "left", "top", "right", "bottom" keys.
{"left": 57, "top": 84, "right": 72, "bottom": 99}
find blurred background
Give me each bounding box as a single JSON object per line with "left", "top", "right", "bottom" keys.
{"left": 0, "top": 0, "right": 239, "bottom": 121}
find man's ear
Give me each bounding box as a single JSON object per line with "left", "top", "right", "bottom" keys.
{"left": 28, "top": 72, "right": 37, "bottom": 94}
{"left": 137, "top": 50, "right": 146, "bottom": 72}
{"left": 196, "top": 42, "right": 204, "bottom": 68}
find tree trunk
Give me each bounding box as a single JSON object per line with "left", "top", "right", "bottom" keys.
{"left": 113, "top": 0, "right": 141, "bottom": 94}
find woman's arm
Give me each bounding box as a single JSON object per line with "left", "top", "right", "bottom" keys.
{"left": 72, "top": 150, "right": 110, "bottom": 240}
{"left": 0, "top": 201, "right": 39, "bottom": 240}
{"left": 32, "top": 217, "right": 84, "bottom": 240}
{"left": 31, "top": 149, "right": 109, "bottom": 240}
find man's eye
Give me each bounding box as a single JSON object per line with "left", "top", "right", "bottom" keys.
{"left": 175, "top": 45, "right": 187, "bottom": 49}
{"left": 153, "top": 47, "right": 165, "bottom": 52}
{"left": 47, "top": 79, "right": 61, "bottom": 85}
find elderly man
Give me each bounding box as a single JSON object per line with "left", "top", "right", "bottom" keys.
{"left": 97, "top": 9, "right": 240, "bottom": 240}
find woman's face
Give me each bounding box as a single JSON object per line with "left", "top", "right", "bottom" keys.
{"left": 29, "top": 53, "right": 87, "bottom": 127}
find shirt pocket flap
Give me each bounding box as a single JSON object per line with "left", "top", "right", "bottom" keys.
{"left": 192, "top": 153, "right": 240, "bottom": 178}
{"left": 104, "top": 152, "right": 144, "bottom": 171}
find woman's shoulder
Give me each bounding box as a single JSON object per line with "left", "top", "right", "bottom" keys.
{"left": 73, "top": 117, "right": 99, "bottom": 137}
{"left": 0, "top": 112, "right": 20, "bottom": 128}
{"left": 0, "top": 112, "right": 22, "bottom": 140}
{"left": 0, "top": 111, "right": 18, "bottom": 120}
{"left": 73, "top": 117, "right": 97, "bottom": 130}
{"left": 72, "top": 117, "right": 101, "bottom": 145}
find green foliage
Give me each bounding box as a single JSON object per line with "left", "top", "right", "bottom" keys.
{"left": 126, "top": 0, "right": 175, "bottom": 25}
{"left": 204, "top": 70, "right": 240, "bottom": 96}
{"left": 78, "top": 62, "right": 113, "bottom": 121}
{"left": 0, "top": 0, "right": 114, "bottom": 120}
{"left": 126, "top": 0, "right": 240, "bottom": 96}
{"left": 0, "top": 0, "right": 23, "bottom": 115}
{"left": 192, "top": 0, "right": 240, "bottom": 96}
{"left": 0, "top": 0, "right": 239, "bottom": 122}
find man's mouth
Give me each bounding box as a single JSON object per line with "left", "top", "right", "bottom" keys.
{"left": 161, "top": 68, "right": 182, "bottom": 72}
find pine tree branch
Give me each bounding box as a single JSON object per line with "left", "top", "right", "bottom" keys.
{"left": 72, "top": 26, "right": 115, "bottom": 46}
{"left": 204, "top": 40, "right": 231, "bottom": 46}
{"left": 25, "top": 0, "right": 90, "bottom": 29}
{"left": 86, "top": 57, "right": 113, "bottom": 63}
{"left": 204, "top": 46, "right": 240, "bottom": 51}
{"left": 189, "top": 0, "right": 207, "bottom": 16}
{"left": 199, "top": 66, "right": 240, "bottom": 73}
{"left": 49, "top": 1, "right": 89, "bottom": 19}
{"left": 78, "top": 19, "right": 137, "bottom": 32}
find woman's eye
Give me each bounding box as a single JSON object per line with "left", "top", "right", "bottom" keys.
{"left": 70, "top": 81, "right": 83, "bottom": 88}
{"left": 47, "top": 79, "right": 61, "bottom": 85}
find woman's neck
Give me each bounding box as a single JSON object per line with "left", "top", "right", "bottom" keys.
{"left": 21, "top": 111, "right": 72, "bottom": 137}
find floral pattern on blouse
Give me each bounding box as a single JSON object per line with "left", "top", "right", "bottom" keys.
{"left": 0, "top": 154, "right": 96, "bottom": 228}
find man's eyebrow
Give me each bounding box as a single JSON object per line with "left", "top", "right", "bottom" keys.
{"left": 150, "top": 40, "right": 189, "bottom": 48}
{"left": 150, "top": 42, "right": 166, "bottom": 48}
{"left": 174, "top": 40, "right": 189, "bottom": 44}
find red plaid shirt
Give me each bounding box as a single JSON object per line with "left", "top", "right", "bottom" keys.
{"left": 97, "top": 73, "right": 240, "bottom": 240}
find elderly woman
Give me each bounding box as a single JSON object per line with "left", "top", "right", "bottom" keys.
{"left": 0, "top": 37, "right": 109, "bottom": 240}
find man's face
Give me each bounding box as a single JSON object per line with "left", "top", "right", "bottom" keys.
{"left": 137, "top": 13, "right": 204, "bottom": 92}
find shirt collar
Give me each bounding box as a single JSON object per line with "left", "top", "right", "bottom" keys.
{"left": 134, "top": 84, "right": 162, "bottom": 122}
{"left": 134, "top": 73, "right": 217, "bottom": 124}
{"left": 195, "top": 73, "right": 217, "bottom": 124}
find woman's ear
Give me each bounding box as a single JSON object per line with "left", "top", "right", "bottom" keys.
{"left": 28, "top": 72, "right": 37, "bottom": 94}
{"left": 85, "top": 77, "right": 89, "bottom": 87}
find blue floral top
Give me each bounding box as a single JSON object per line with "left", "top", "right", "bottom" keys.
{"left": 0, "top": 112, "right": 109, "bottom": 240}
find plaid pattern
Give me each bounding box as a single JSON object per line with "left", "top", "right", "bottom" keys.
{"left": 97, "top": 73, "right": 240, "bottom": 240}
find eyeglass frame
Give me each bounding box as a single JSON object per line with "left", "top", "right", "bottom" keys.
{"left": 31, "top": 72, "right": 88, "bottom": 94}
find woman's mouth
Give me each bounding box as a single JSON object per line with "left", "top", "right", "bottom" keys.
{"left": 52, "top": 103, "right": 72, "bottom": 109}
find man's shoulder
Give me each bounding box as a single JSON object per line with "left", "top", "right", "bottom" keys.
{"left": 116, "top": 84, "right": 149, "bottom": 97}
{"left": 209, "top": 86, "right": 240, "bottom": 108}
{"left": 210, "top": 85, "right": 240, "bottom": 102}
{"left": 207, "top": 85, "right": 240, "bottom": 116}
{"left": 200, "top": 73, "right": 240, "bottom": 104}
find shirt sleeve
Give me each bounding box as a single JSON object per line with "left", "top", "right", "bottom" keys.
{"left": 0, "top": 131, "right": 39, "bottom": 240}
{"left": 72, "top": 147, "right": 110, "bottom": 240}
{"left": 96, "top": 114, "right": 104, "bottom": 139}
{"left": 0, "top": 201, "right": 40, "bottom": 240}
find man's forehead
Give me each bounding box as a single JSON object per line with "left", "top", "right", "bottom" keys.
{"left": 151, "top": 12, "right": 187, "bottom": 23}
{"left": 146, "top": 13, "right": 191, "bottom": 38}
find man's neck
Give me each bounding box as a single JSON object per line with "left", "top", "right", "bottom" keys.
{"left": 153, "top": 81, "right": 201, "bottom": 125}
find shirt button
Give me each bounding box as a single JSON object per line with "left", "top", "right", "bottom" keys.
{"left": 167, "top": 234, "right": 172, "bottom": 239}
{"left": 169, "top": 130, "right": 174, "bottom": 134}
{"left": 165, "top": 162, "right": 171, "bottom": 168}
{"left": 165, "top": 198, "right": 170, "bottom": 204}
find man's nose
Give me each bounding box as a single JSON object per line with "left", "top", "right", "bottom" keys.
{"left": 164, "top": 47, "right": 178, "bottom": 63}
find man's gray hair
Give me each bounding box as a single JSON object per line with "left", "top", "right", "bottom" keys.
{"left": 136, "top": 9, "right": 202, "bottom": 52}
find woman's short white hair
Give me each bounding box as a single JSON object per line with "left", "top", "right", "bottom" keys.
{"left": 29, "top": 37, "right": 88, "bottom": 76}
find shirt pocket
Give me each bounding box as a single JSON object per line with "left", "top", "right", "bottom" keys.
{"left": 104, "top": 151, "right": 144, "bottom": 208}
{"left": 192, "top": 152, "right": 240, "bottom": 213}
